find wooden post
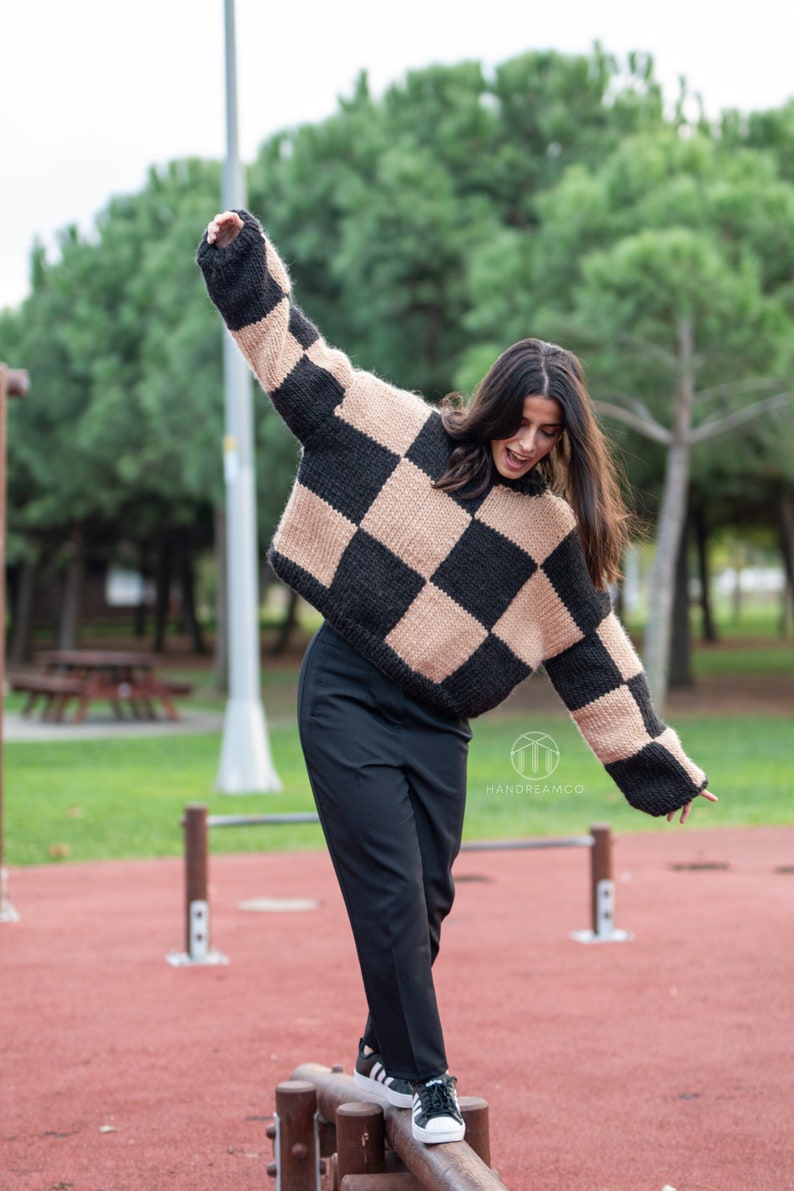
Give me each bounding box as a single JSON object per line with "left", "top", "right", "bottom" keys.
{"left": 459, "top": 1097, "right": 490, "bottom": 1167}
{"left": 267, "top": 1080, "right": 320, "bottom": 1191}
{"left": 0, "top": 365, "right": 29, "bottom": 924}
{"left": 184, "top": 802, "right": 209, "bottom": 955}
{"left": 590, "top": 822, "right": 613, "bottom": 937}
{"left": 336, "top": 1102, "right": 386, "bottom": 1181}
{"left": 341, "top": 1175, "right": 422, "bottom": 1190}
{"left": 291, "top": 1063, "right": 508, "bottom": 1191}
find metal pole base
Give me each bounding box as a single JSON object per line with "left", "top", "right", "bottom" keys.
{"left": 571, "top": 874, "right": 634, "bottom": 943}
{"left": 215, "top": 697, "right": 282, "bottom": 794}
{"left": 166, "top": 897, "right": 228, "bottom": 966}
{"left": 569, "top": 927, "right": 634, "bottom": 944}
{"left": 165, "top": 948, "right": 229, "bottom": 967}
{"left": 0, "top": 870, "right": 19, "bottom": 922}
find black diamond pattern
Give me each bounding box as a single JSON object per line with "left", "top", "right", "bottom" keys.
{"left": 443, "top": 637, "right": 533, "bottom": 719}
{"left": 543, "top": 622, "right": 624, "bottom": 711}
{"left": 431, "top": 521, "right": 535, "bottom": 630}
{"left": 271, "top": 354, "right": 347, "bottom": 441}
{"left": 542, "top": 533, "right": 611, "bottom": 636}
{"left": 298, "top": 418, "right": 401, "bottom": 523}
{"left": 329, "top": 532, "right": 426, "bottom": 637}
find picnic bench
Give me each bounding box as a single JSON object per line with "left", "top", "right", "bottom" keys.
{"left": 10, "top": 650, "right": 193, "bottom": 724}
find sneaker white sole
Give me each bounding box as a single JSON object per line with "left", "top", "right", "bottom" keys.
{"left": 412, "top": 1120, "right": 466, "bottom": 1144}
{"left": 354, "top": 1069, "right": 413, "bottom": 1108}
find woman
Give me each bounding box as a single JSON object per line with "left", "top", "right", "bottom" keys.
{"left": 197, "top": 209, "right": 716, "bottom": 1145}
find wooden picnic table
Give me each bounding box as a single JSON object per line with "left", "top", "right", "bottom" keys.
{"left": 11, "top": 650, "right": 193, "bottom": 724}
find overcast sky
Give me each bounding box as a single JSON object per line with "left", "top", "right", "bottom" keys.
{"left": 3, "top": 0, "right": 793, "bottom": 313}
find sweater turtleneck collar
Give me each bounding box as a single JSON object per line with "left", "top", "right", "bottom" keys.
{"left": 492, "top": 466, "right": 547, "bottom": 497}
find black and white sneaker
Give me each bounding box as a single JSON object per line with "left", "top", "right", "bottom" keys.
{"left": 411, "top": 1074, "right": 465, "bottom": 1144}
{"left": 354, "top": 1046, "right": 414, "bottom": 1108}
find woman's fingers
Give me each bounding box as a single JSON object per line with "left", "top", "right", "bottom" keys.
{"left": 207, "top": 210, "right": 243, "bottom": 247}
{"left": 666, "top": 789, "right": 718, "bottom": 824}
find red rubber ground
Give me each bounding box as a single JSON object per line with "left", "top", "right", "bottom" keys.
{"left": 3, "top": 826, "right": 792, "bottom": 1191}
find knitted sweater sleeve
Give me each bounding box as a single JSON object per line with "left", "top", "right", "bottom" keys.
{"left": 539, "top": 512, "right": 708, "bottom": 818}
{"left": 196, "top": 209, "right": 395, "bottom": 442}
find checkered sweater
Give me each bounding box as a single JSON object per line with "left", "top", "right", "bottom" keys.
{"left": 197, "top": 211, "right": 708, "bottom": 817}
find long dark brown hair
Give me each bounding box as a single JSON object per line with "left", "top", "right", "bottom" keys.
{"left": 435, "top": 338, "right": 631, "bottom": 589}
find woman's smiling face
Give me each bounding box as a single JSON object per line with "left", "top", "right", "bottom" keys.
{"left": 490, "top": 394, "right": 564, "bottom": 480}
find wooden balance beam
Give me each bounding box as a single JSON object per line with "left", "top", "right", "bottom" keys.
{"left": 273, "top": 1062, "right": 509, "bottom": 1190}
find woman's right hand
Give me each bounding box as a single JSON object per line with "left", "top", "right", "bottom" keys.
{"left": 667, "top": 788, "right": 718, "bottom": 824}
{"left": 206, "top": 210, "right": 244, "bottom": 248}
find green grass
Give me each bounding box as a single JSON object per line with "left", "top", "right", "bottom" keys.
{"left": 5, "top": 602, "right": 791, "bottom": 865}
{"left": 464, "top": 712, "right": 790, "bottom": 838}
{"left": 4, "top": 696, "right": 790, "bottom": 867}
{"left": 693, "top": 642, "right": 794, "bottom": 677}
{"left": 3, "top": 726, "right": 320, "bottom": 866}
{"left": 623, "top": 603, "right": 794, "bottom": 678}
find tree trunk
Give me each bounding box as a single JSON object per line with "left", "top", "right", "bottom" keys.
{"left": 692, "top": 504, "right": 718, "bottom": 642}
{"left": 133, "top": 597, "right": 148, "bottom": 638}
{"left": 731, "top": 559, "right": 744, "bottom": 622}
{"left": 8, "top": 555, "right": 37, "bottom": 664}
{"left": 271, "top": 588, "right": 299, "bottom": 656}
{"left": 778, "top": 484, "right": 794, "bottom": 638}
{"left": 178, "top": 531, "right": 207, "bottom": 655}
{"left": 668, "top": 515, "right": 693, "bottom": 689}
{"left": 643, "top": 318, "right": 695, "bottom": 709}
{"left": 57, "top": 523, "right": 85, "bottom": 650}
{"left": 133, "top": 544, "right": 153, "bottom": 639}
{"left": 153, "top": 531, "right": 174, "bottom": 654}
{"left": 621, "top": 543, "right": 642, "bottom": 621}
{"left": 213, "top": 506, "right": 228, "bottom": 693}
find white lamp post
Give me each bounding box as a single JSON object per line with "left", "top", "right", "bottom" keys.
{"left": 215, "top": 0, "right": 281, "bottom": 794}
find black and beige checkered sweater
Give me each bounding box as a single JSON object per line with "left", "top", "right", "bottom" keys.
{"left": 197, "top": 211, "right": 708, "bottom": 817}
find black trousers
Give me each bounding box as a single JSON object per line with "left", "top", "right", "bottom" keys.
{"left": 298, "top": 621, "right": 471, "bottom": 1083}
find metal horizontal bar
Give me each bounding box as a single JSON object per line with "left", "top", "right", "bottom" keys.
{"left": 460, "top": 836, "right": 594, "bottom": 852}
{"left": 206, "top": 812, "right": 321, "bottom": 828}
{"left": 206, "top": 812, "right": 593, "bottom": 852}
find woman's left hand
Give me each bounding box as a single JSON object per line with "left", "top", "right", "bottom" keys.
{"left": 668, "top": 789, "right": 718, "bottom": 824}
{"left": 206, "top": 210, "right": 244, "bottom": 248}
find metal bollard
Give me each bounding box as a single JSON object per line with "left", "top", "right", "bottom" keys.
{"left": 570, "top": 823, "right": 633, "bottom": 944}
{"left": 590, "top": 822, "right": 613, "bottom": 936}
{"left": 166, "top": 803, "right": 228, "bottom": 965}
